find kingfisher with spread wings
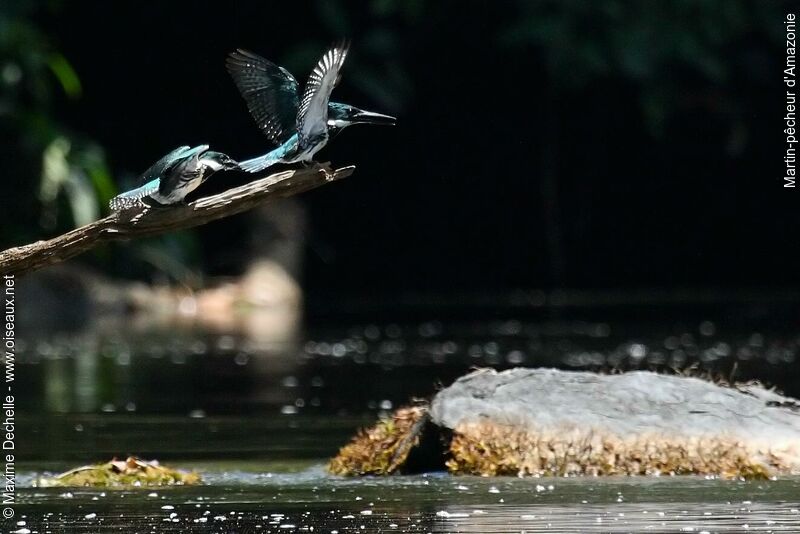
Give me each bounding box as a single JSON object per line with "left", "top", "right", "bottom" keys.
{"left": 226, "top": 42, "right": 395, "bottom": 173}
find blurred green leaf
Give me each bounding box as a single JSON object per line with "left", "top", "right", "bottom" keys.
{"left": 47, "top": 52, "right": 82, "bottom": 98}
{"left": 64, "top": 169, "right": 99, "bottom": 227}
{"left": 79, "top": 144, "right": 117, "bottom": 204}
{"left": 1, "top": 1, "right": 115, "bottom": 247}
{"left": 39, "top": 136, "right": 104, "bottom": 227}
{"left": 39, "top": 136, "right": 71, "bottom": 204}
{"left": 87, "top": 165, "right": 116, "bottom": 206}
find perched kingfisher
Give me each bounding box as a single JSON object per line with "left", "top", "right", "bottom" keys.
{"left": 109, "top": 145, "right": 239, "bottom": 211}
{"left": 226, "top": 44, "right": 395, "bottom": 173}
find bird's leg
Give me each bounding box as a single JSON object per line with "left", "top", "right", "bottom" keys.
{"left": 298, "top": 160, "right": 332, "bottom": 180}
{"left": 314, "top": 162, "right": 334, "bottom": 181}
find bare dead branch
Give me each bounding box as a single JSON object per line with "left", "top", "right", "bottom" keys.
{"left": 0, "top": 163, "right": 355, "bottom": 276}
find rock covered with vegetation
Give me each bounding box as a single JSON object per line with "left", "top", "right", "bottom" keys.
{"left": 329, "top": 406, "right": 429, "bottom": 476}
{"left": 331, "top": 368, "right": 800, "bottom": 479}
{"left": 36, "top": 456, "right": 201, "bottom": 487}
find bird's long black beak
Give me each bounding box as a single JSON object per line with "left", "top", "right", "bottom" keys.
{"left": 352, "top": 109, "right": 397, "bottom": 126}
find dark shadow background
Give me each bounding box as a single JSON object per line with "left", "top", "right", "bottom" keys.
{"left": 1, "top": 0, "right": 795, "bottom": 313}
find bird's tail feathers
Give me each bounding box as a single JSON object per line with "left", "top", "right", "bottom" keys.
{"left": 239, "top": 152, "right": 284, "bottom": 173}
{"left": 109, "top": 180, "right": 159, "bottom": 211}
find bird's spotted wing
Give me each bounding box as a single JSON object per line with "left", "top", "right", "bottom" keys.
{"left": 296, "top": 41, "right": 349, "bottom": 145}
{"left": 226, "top": 49, "right": 300, "bottom": 146}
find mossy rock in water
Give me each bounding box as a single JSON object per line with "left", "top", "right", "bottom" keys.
{"left": 445, "top": 421, "right": 776, "bottom": 479}
{"left": 330, "top": 368, "right": 800, "bottom": 479}
{"left": 329, "top": 406, "right": 430, "bottom": 476}
{"left": 37, "top": 457, "right": 201, "bottom": 487}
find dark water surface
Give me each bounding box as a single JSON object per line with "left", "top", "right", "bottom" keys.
{"left": 9, "top": 299, "right": 800, "bottom": 532}
{"left": 14, "top": 469, "right": 800, "bottom": 532}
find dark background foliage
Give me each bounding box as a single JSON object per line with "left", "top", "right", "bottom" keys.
{"left": 0, "top": 0, "right": 793, "bottom": 309}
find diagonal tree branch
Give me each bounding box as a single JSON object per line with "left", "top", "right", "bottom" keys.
{"left": 0, "top": 163, "right": 354, "bottom": 277}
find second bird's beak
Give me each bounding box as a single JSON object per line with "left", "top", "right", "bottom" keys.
{"left": 352, "top": 109, "right": 397, "bottom": 126}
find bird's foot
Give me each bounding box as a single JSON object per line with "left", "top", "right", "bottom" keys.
{"left": 313, "top": 163, "right": 334, "bottom": 181}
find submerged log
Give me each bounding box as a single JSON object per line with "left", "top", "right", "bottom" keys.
{"left": 330, "top": 368, "right": 800, "bottom": 479}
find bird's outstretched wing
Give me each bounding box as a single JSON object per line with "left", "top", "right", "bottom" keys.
{"left": 296, "top": 41, "right": 349, "bottom": 145}
{"left": 226, "top": 49, "right": 300, "bottom": 146}
{"left": 137, "top": 145, "right": 192, "bottom": 184}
